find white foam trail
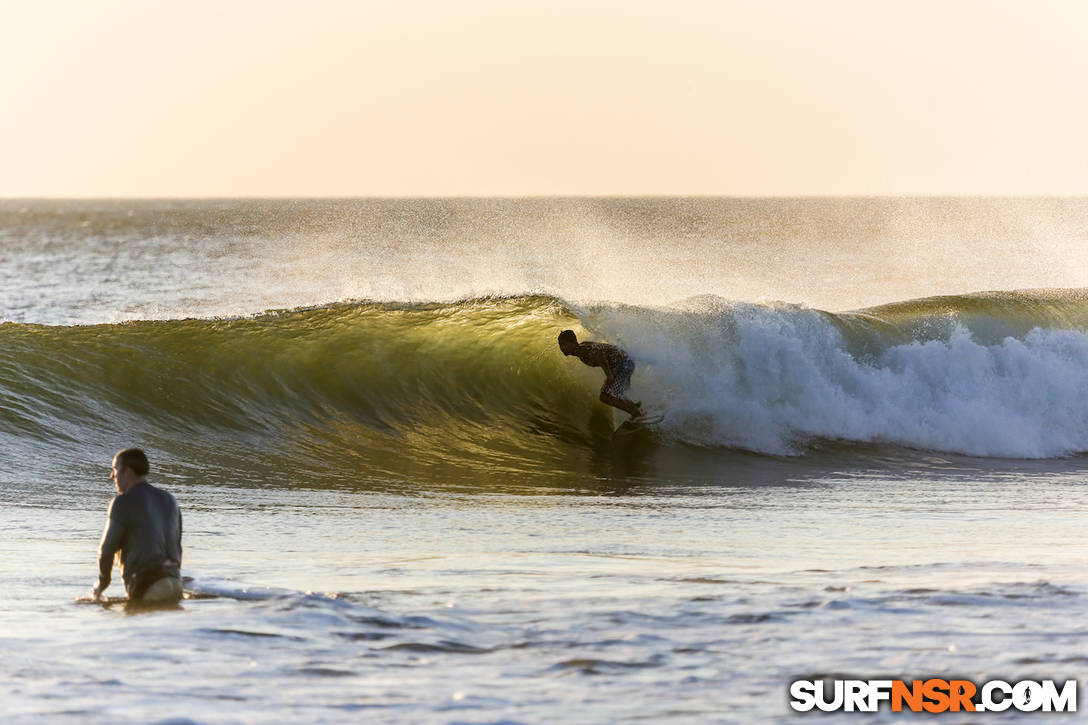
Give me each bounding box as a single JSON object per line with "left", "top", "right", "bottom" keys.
{"left": 585, "top": 300, "right": 1088, "bottom": 458}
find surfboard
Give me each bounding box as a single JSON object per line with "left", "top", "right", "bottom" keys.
{"left": 615, "top": 413, "right": 665, "bottom": 434}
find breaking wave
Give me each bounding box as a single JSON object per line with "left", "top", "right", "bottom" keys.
{"left": 3, "top": 289, "right": 1088, "bottom": 477}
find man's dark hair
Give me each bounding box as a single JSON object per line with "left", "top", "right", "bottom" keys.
{"left": 558, "top": 330, "right": 578, "bottom": 345}
{"left": 116, "top": 448, "right": 150, "bottom": 477}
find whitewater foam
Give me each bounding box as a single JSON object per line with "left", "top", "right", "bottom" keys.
{"left": 587, "top": 297, "right": 1088, "bottom": 457}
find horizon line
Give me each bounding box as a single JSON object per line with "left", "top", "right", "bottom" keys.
{"left": 4, "top": 193, "right": 1088, "bottom": 202}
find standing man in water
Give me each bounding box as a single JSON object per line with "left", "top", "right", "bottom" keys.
{"left": 558, "top": 330, "right": 647, "bottom": 420}
{"left": 92, "top": 448, "right": 183, "bottom": 603}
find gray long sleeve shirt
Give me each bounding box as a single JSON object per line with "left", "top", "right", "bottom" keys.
{"left": 97, "top": 481, "right": 182, "bottom": 596}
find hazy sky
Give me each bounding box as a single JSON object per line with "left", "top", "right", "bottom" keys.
{"left": 4, "top": 0, "right": 1088, "bottom": 197}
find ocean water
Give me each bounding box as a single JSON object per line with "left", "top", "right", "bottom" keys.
{"left": 2, "top": 198, "right": 1087, "bottom": 723}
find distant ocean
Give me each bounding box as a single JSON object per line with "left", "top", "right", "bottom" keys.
{"left": 2, "top": 198, "right": 1087, "bottom": 723}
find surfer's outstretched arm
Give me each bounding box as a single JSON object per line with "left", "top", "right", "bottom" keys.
{"left": 93, "top": 498, "right": 124, "bottom": 600}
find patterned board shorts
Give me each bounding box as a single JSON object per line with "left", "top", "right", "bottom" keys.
{"left": 601, "top": 359, "right": 635, "bottom": 397}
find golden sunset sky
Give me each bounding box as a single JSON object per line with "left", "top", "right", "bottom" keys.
{"left": 3, "top": 0, "right": 1087, "bottom": 196}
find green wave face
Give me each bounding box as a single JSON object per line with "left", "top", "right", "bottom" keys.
{"left": 0, "top": 296, "right": 638, "bottom": 491}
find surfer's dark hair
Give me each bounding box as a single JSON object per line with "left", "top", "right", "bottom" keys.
{"left": 558, "top": 330, "right": 578, "bottom": 345}
{"left": 116, "top": 448, "right": 150, "bottom": 477}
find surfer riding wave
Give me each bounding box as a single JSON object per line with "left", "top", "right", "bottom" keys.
{"left": 557, "top": 330, "right": 647, "bottom": 420}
